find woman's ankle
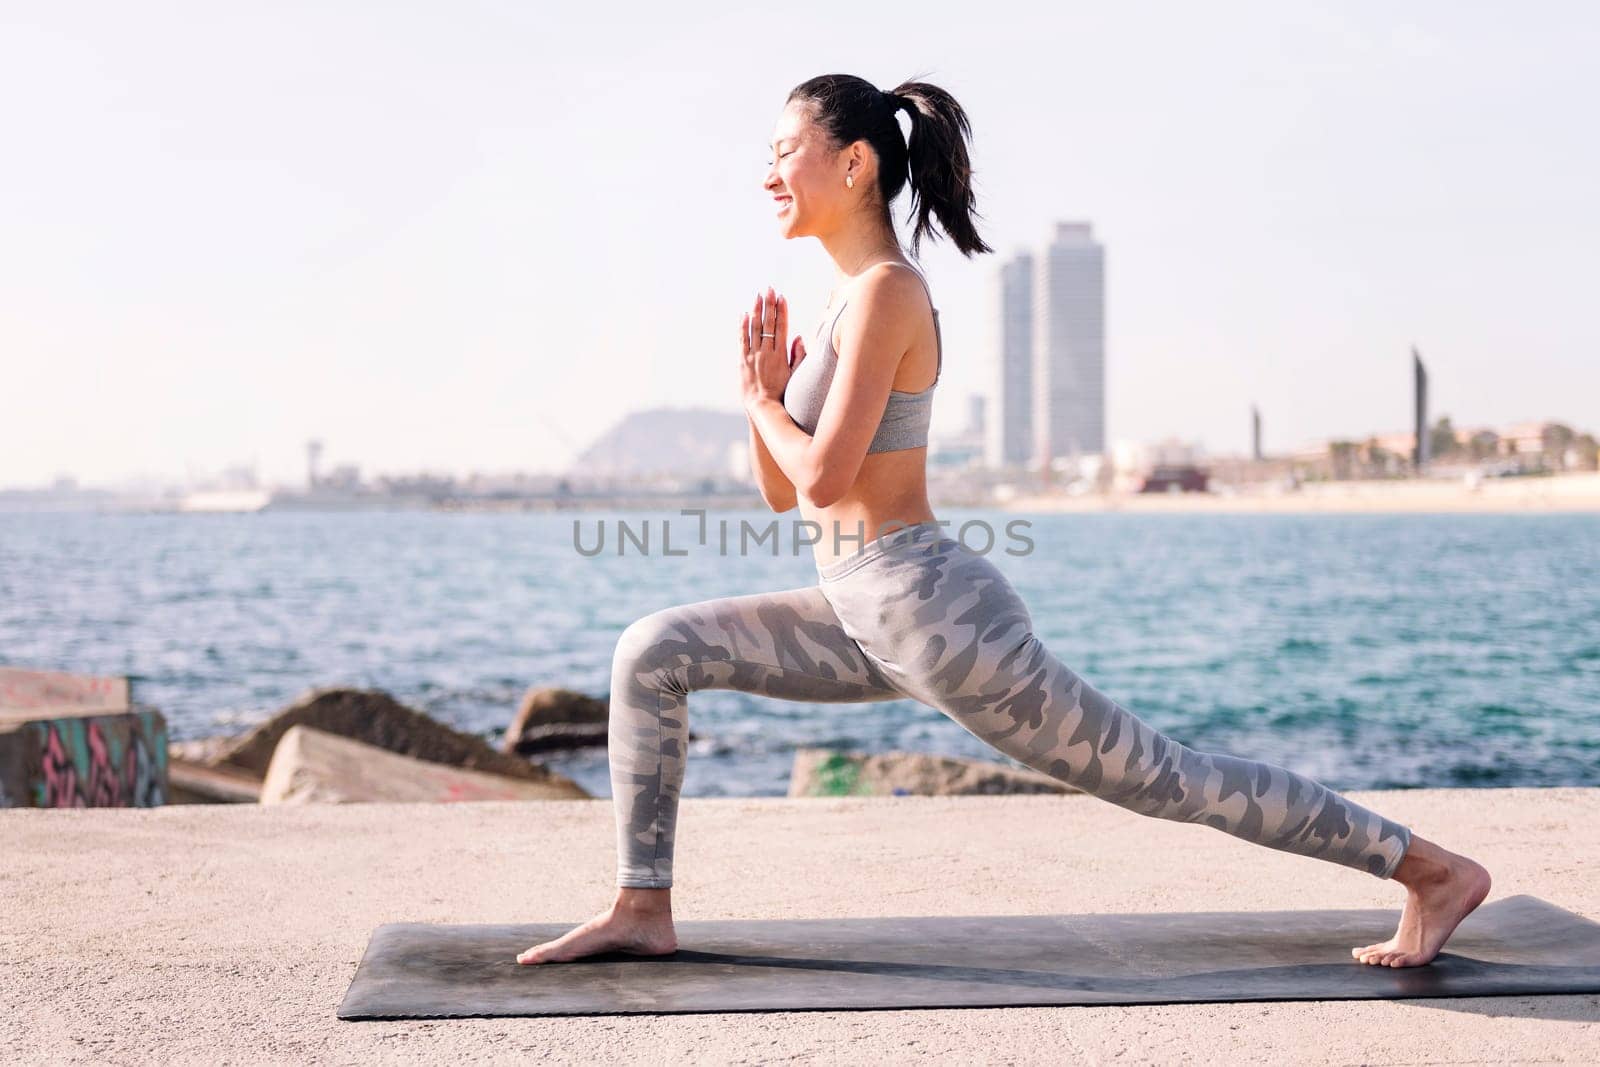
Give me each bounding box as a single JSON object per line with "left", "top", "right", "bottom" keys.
{"left": 613, "top": 886, "right": 673, "bottom": 915}
{"left": 1390, "top": 834, "right": 1454, "bottom": 888}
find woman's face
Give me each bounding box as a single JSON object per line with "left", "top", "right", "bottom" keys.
{"left": 764, "top": 99, "right": 851, "bottom": 239}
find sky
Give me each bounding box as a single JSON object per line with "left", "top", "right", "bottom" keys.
{"left": 2, "top": 1, "right": 1596, "bottom": 488}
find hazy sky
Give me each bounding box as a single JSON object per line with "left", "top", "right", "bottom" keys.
{"left": 3, "top": 1, "right": 1595, "bottom": 488}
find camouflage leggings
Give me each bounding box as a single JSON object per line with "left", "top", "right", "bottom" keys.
{"left": 608, "top": 521, "right": 1412, "bottom": 888}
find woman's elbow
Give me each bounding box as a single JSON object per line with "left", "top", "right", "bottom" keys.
{"left": 801, "top": 468, "right": 848, "bottom": 509}
{"left": 761, "top": 487, "right": 798, "bottom": 512}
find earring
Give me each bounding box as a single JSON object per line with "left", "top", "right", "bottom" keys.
{"left": 846, "top": 174, "right": 854, "bottom": 189}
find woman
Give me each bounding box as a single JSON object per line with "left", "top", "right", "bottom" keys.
{"left": 518, "top": 74, "right": 1490, "bottom": 969}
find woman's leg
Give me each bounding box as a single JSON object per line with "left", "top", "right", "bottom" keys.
{"left": 820, "top": 537, "right": 1411, "bottom": 877}
{"left": 607, "top": 582, "right": 906, "bottom": 888}
{"left": 519, "top": 582, "right": 905, "bottom": 965}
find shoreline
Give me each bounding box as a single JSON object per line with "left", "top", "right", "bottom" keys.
{"left": 8, "top": 473, "right": 1600, "bottom": 519}
{"left": 998, "top": 470, "right": 1600, "bottom": 514}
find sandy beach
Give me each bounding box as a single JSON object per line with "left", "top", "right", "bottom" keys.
{"left": 997, "top": 471, "right": 1600, "bottom": 514}
{"left": 4, "top": 787, "right": 1598, "bottom": 1064}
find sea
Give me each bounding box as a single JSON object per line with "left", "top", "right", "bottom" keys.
{"left": 2, "top": 508, "right": 1597, "bottom": 798}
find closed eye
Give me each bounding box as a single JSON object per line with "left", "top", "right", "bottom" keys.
{"left": 765, "top": 150, "right": 794, "bottom": 165}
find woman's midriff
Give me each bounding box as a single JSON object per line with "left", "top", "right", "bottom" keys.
{"left": 800, "top": 449, "right": 937, "bottom": 571}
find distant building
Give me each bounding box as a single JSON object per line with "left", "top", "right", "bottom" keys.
{"left": 1138, "top": 466, "right": 1210, "bottom": 493}
{"left": 306, "top": 439, "right": 323, "bottom": 489}
{"left": 1413, "top": 346, "right": 1429, "bottom": 472}
{"left": 1032, "top": 221, "right": 1106, "bottom": 467}
{"left": 986, "top": 250, "right": 1034, "bottom": 469}
{"left": 1110, "top": 437, "right": 1207, "bottom": 493}
{"left": 930, "top": 395, "right": 988, "bottom": 472}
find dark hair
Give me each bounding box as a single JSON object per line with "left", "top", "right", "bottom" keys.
{"left": 786, "top": 72, "right": 994, "bottom": 259}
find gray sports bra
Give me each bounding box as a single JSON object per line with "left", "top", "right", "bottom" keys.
{"left": 781, "top": 262, "right": 942, "bottom": 454}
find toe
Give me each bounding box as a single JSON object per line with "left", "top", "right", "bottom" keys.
{"left": 519, "top": 941, "right": 559, "bottom": 965}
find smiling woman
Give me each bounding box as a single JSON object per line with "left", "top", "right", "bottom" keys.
{"left": 736, "top": 75, "right": 993, "bottom": 552}
{"left": 515, "top": 72, "right": 1494, "bottom": 978}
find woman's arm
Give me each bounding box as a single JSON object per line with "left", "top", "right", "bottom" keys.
{"left": 747, "top": 411, "right": 797, "bottom": 512}
{"left": 745, "top": 266, "right": 923, "bottom": 508}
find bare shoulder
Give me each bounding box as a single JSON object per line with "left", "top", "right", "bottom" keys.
{"left": 846, "top": 261, "right": 927, "bottom": 330}
{"left": 828, "top": 263, "right": 926, "bottom": 391}
{"left": 858, "top": 260, "right": 927, "bottom": 302}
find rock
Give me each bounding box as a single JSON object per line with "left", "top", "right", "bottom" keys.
{"left": 503, "top": 686, "right": 609, "bottom": 755}
{"left": 260, "top": 725, "right": 589, "bottom": 804}
{"left": 213, "top": 687, "right": 575, "bottom": 790}
{"left": 503, "top": 684, "right": 703, "bottom": 754}
{"left": 788, "top": 747, "right": 1079, "bottom": 798}
{"left": 168, "top": 735, "right": 235, "bottom": 764}
{"left": 166, "top": 756, "right": 263, "bottom": 804}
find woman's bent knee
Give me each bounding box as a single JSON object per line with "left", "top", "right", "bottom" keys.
{"left": 612, "top": 606, "right": 694, "bottom": 681}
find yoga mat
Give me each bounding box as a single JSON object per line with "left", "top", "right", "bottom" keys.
{"left": 337, "top": 894, "right": 1600, "bottom": 1020}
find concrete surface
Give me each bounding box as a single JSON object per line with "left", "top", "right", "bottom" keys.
{"left": 3, "top": 787, "right": 1598, "bottom": 1064}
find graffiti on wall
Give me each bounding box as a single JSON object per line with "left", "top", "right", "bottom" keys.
{"left": 29, "top": 713, "right": 168, "bottom": 808}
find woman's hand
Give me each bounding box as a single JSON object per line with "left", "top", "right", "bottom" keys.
{"left": 739, "top": 286, "right": 805, "bottom": 411}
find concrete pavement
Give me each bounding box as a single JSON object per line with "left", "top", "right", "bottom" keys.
{"left": 4, "top": 787, "right": 1598, "bottom": 1064}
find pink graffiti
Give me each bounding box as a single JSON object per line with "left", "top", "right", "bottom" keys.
{"left": 36, "top": 716, "right": 165, "bottom": 808}
{"left": 40, "top": 722, "right": 85, "bottom": 808}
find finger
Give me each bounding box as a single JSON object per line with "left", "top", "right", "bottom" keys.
{"left": 790, "top": 334, "right": 806, "bottom": 367}
{"left": 761, "top": 287, "right": 776, "bottom": 348}
{"left": 775, "top": 292, "right": 787, "bottom": 348}
{"left": 752, "top": 291, "right": 764, "bottom": 351}
{"left": 741, "top": 311, "right": 754, "bottom": 358}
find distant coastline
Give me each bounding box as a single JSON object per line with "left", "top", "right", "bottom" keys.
{"left": 4, "top": 470, "right": 1599, "bottom": 516}
{"left": 1000, "top": 470, "right": 1600, "bottom": 514}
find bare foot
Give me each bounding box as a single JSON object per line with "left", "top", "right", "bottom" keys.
{"left": 517, "top": 889, "right": 677, "bottom": 965}
{"left": 1352, "top": 834, "right": 1491, "bottom": 968}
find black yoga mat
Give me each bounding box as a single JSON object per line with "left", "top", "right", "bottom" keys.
{"left": 337, "top": 894, "right": 1600, "bottom": 1020}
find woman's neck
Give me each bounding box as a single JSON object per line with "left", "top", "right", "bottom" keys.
{"left": 820, "top": 222, "right": 904, "bottom": 290}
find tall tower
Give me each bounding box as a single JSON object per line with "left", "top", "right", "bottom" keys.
{"left": 987, "top": 250, "right": 1035, "bottom": 469}
{"left": 1032, "top": 221, "right": 1106, "bottom": 468}
{"left": 306, "top": 439, "right": 324, "bottom": 490}
{"left": 1412, "top": 346, "right": 1428, "bottom": 472}
{"left": 1251, "top": 404, "right": 1263, "bottom": 461}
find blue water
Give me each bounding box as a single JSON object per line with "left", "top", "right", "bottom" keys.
{"left": 2, "top": 509, "right": 1596, "bottom": 797}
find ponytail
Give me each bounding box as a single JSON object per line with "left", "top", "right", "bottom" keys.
{"left": 886, "top": 79, "right": 994, "bottom": 258}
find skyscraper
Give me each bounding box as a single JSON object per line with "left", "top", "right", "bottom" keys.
{"left": 1412, "top": 345, "right": 1429, "bottom": 471}
{"left": 987, "top": 249, "right": 1034, "bottom": 469}
{"left": 1032, "top": 222, "right": 1106, "bottom": 467}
